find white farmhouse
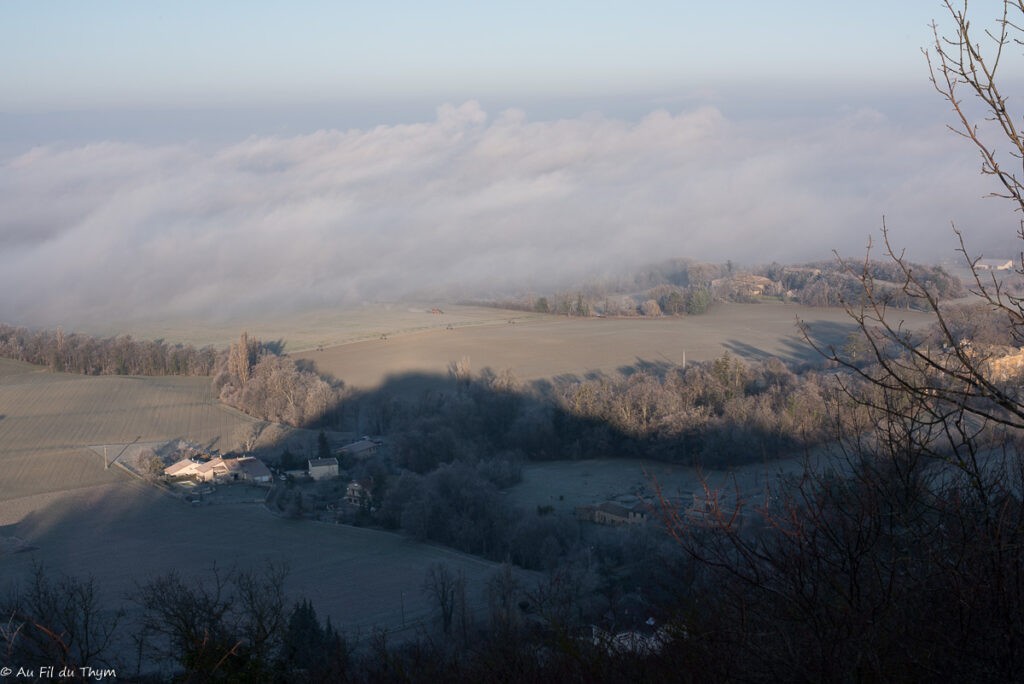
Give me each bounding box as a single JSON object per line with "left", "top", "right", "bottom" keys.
{"left": 308, "top": 457, "right": 339, "bottom": 481}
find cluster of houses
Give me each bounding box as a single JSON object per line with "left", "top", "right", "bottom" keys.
{"left": 926, "top": 341, "right": 1024, "bottom": 384}
{"left": 304, "top": 439, "right": 380, "bottom": 510}
{"left": 164, "top": 454, "right": 272, "bottom": 483}
{"left": 303, "top": 455, "right": 374, "bottom": 507}
{"left": 304, "top": 437, "right": 381, "bottom": 479}
{"left": 975, "top": 258, "right": 1015, "bottom": 271}
{"left": 163, "top": 437, "right": 383, "bottom": 505}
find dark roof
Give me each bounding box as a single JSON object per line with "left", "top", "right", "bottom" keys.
{"left": 235, "top": 457, "right": 272, "bottom": 479}
{"left": 339, "top": 439, "right": 378, "bottom": 455}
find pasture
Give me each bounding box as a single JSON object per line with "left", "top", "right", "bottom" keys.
{"left": 0, "top": 368, "right": 257, "bottom": 502}
{"left": 298, "top": 301, "right": 937, "bottom": 390}
{"left": 73, "top": 304, "right": 544, "bottom": 352}
{"left": 1, "top": 482, "right": 507, "bottom": 639}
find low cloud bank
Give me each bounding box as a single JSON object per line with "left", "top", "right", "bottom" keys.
{"left": 0, "top": 101, "right": 1006, "bottom": 326}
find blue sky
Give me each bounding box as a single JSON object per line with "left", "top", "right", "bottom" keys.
{"left": 2, "top": 1, "right": 946, "bottom": 111}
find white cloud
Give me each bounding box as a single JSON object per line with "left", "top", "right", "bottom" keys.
{"left": 0, "top": 101, "right": 1008, "bottom": 327}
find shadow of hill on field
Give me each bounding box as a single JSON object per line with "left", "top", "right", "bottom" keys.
{"left": 723, "top": 319, "right": 858, "bottom": 368}
{"left": 316, "top": 346, "right": 830, "bottom": 470}
{"left": 0, "top": 343, "right": 837, "bottom": 662}
{"left": 617, "top": 358, "right": 675, "bottom": 378}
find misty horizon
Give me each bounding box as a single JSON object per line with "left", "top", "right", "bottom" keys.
{"left": 0, "top": 96, "right": 1012, "bottom": 329}
{"left": 2, "top": 2, "right": 1017, "bottom": 329}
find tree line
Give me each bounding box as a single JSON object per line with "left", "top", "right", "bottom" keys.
{"left": 766, "top": 259, "right": 965, "bottom": 309}
{"left": 0, "top": 326, "right": 344, "bottom": 428}
{"left": 298, "top": 354, "right": 834, "bottom": 577}
{"left": 0, "top": 323, "right": 219, "bottom": 376}
{"left": 0, "top": 322, "right": 833, "bottom": 451}
{"left": 482, "top": 255, "right": 964, "bottom": 318}
{"left": 2, "top": 562, "right": 348, "bottom": 681}
{"left": 337, "top": 353, "right": 832, "bottom": 474}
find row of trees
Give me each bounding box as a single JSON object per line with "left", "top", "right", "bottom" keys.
{"left": 527, "top": 284, "right": 713, "bottom": 317}
{"left": 0, "top": 325, "right": 345, "bottom": 428}
{"left": 0, "top": 324, "right": 219, "bottom": 376}
{"left": 0, "top": 319, "right": 829, "bottom": 451}
{"left": 491, "top": 255, "right": 963, "bottom": 319}
{"left": 777, "top": 259, "right": 965, "bottom": 309}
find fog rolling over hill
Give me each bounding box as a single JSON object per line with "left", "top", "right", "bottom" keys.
{"left": 0, "top": 99, "right": 1008, "bottom": 328}
{"left": 9, "top": 0, "right": 1024, "bottom": 679}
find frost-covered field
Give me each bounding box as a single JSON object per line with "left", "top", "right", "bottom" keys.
{"left": 0, "top": 360, "right": 255, "bottom": 501}
{"left": 299, "top": 301, "right": 935, "bottom": 389}
{"left": 2, "top": 482, "right": 505, "bottom": 638}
